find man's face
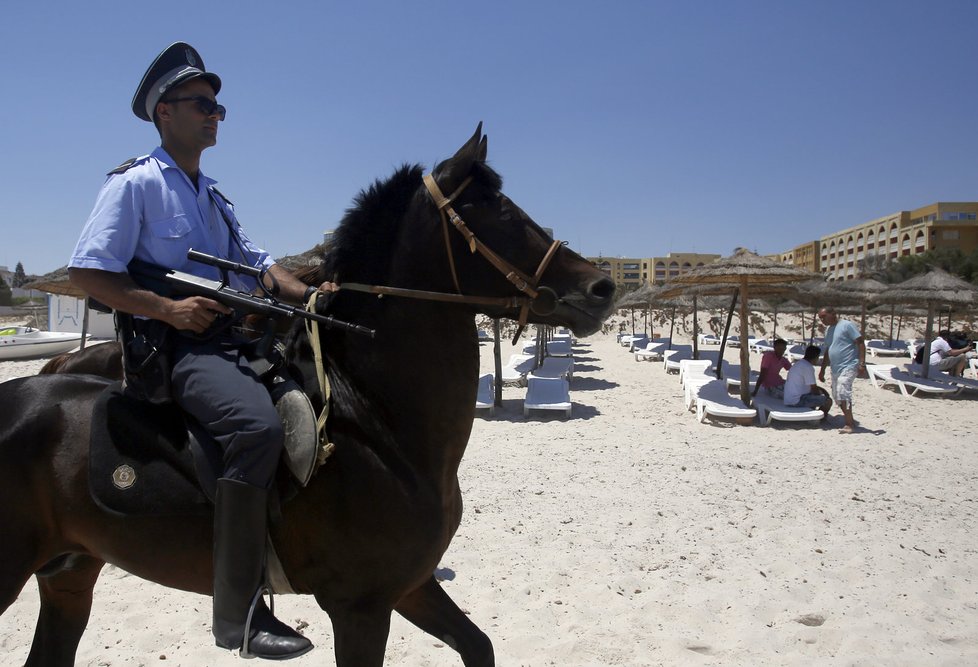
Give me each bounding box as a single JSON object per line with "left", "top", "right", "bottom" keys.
{"left": 818, "top": 310, "right": 837, "bottom": 326}
{"left": 774, "top": 342, "right": 787, "bottom": 357}
{"left": 157, "top": 78, "right": 221, "bottom": 150}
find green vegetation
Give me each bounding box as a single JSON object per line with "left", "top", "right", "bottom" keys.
{"left": 860, "top": 247, "right": 978, "bottom": 284}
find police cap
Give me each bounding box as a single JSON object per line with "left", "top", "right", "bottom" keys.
{"left": 131, "top": 41, "right": 222, "bottom": 122}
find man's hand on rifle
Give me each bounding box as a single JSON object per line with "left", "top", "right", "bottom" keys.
{"left": 163, "top": 296, "right": 232, "bottom": 334}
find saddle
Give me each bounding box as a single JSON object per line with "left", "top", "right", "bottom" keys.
{"left": 88, "top": 372, "right": 323, "bottom": 517}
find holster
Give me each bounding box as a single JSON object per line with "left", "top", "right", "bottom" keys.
{"left": 117, "top": 313, "right": 173, "bottom": 405}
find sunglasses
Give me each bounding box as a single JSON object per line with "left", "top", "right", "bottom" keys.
{"left": 163, "top": 95, "right": 226, "bottom": 121}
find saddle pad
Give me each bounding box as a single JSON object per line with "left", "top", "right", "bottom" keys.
{"left": 89, "top": 382, "right": 213, "bottom": 516}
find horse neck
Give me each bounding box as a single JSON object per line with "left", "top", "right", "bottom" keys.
{"left": 325, "top": 297, "right": 480, "bottom": 489}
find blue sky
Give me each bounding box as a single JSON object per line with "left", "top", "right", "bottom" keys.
{"left": 2, "top": 1, "right": 977, "bottom": 275}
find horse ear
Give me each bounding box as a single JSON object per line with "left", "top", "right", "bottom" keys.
{"left": 451, "top": 122, "right": 484, "bottom": 163}
{"left": 434, "top": 123, "right": 485, "bottom": 192}
{"left": 477, "top": 134, "right": 488, "bottom": 162}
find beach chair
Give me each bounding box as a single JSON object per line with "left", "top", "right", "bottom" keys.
{"left": 751, "top": 393, "right": 825, "bottom": 426}
{"left": 476, "top": 329, "right": 492, "bottom": 342}
{"left": 545, "top": 340, "right": 573, "bottom": 357}
{"left": 905, "top": 363, "right": 978, "bottom": 392}
{"left": 724, "top": 369, "right": 760, "bottom": 394}
{"left": 697, "top": 333, "right": 721, "bottom": 346}
{"left": 786, "top": 344, "right": 823, "bottom": 364}
{"left": 474, "top": 373, "right": 495, "bottom": 416}
{"left": 528, "top": 356, "right": 574, "bottom": 380}
{"left": 634, "top": 340, "right": 667, "bottom": 362}
{"left": 694, "top": 380, "right": 757, "bottom": 424}
{"left": 866, "top": 364, "right": 960, "bottom": 397}
{"left": 865, "top": 339, "right": 909, "bottom": 358}
{"left": 663, "top": 346, "right": 693, "bottom": 374}
{"left": 678, "top": 359, "right": 712, "bottom": 386}
{"left": 970, "top": 358, "right": 978, "bottom": 380}
{"left": 523, "top": 376, "right": 572, "bottom": 417}
{"left": 500, "top": 354, "right": 535, "bottom": 387}
{"left": 750, "top": 338, "right": 773, "bottom": 354}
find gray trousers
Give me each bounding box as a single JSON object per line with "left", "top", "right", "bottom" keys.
{"left": 169, "top": 335, "right": 284, "bottom": 489}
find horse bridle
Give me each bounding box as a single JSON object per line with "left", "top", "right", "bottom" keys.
{"left": 338, "top": 171, "right": 563, "bottom": 341}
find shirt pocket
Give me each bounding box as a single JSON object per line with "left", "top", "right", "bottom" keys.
{"left": 148, "top": 215, "right": 193, "bottom": 239}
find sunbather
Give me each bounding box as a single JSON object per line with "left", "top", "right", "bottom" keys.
{"left": 753, "top": 338, "right": 790, "bottom": 399}
{"left": 928, "top": 330, "right": 973, "bottom": 376}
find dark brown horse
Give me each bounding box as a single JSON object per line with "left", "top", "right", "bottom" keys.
{"left": 0, "top": 125, "right": 615, "bottom": 666}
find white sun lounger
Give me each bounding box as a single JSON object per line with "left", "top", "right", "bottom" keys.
{"left": 475, "top": 373, "right": 495, "bottom": 416}
{"left": 970, "top": 358, "right": 978, "bottom": 380}
{"left": 697, "top": 333, "right": 721, "bottom": 346}
{"left": 751, "top": 393, "right": 824, "bottom": 426}
{"left": 523, "top": 376, "right": 572, "bottom": 417}
{"left": 750, "top": 338, "right": 773, "bottom": 354}
{"left": 695, "top": 380, "right": 757, "bottom": 424}
{"left": 501, "top": 354, "right": 536, "bottom": 387}
{"left": 634, "top": 341, "right": 667, "bottom": 362}
{"left": 663, "top": 346, "right": 693, "bottom": 374}
{"left": 528, "top": 356, "right": 574, "bottom": 380}
{"left": 545, "top": 340, "right": 573, "bottom": 357}
{"left": 866, "top": 340, "right": 910, "bottom": 358}
{"left": 905, "top": 363, "right": 978, "bottom": 392}
{"left": 679, "top": 359, "right": 712, "bottom": 385}
{"left": 866, "top": 364, "right": 961, "bottom": 397}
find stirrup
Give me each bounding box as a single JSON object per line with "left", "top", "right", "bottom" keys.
{"left": 239, "top": 585, "right": 273, "bottom": 659}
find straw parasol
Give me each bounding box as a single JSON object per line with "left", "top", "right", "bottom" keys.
{"left": 662, "top": 248, "right": 821, "bottom": 406}
{"left": 877, "top": 267, "right": 978, "bottom": 376}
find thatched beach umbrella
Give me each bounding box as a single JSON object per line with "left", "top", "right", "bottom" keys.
{"left": 878, "top": 268, "right": 978, "bottom": 376}
{"left": 830, "top": 278, "right": 889, "bottom": 340}
{"left": 23, "top": 266, "right": 93, "bottom": 349}
{"left": 662, "top": 249, "right": 820, "bottom": 406}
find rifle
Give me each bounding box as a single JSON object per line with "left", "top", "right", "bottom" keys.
{"left": 128, "top": 249, "right": 376, "bottom": 341}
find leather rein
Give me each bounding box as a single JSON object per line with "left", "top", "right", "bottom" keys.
{"left": 338, "top": 172, "right": 563, "bottom": 341}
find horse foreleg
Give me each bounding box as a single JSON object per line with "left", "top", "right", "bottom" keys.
{"left": 316, "top": 594, "right": 392, "bottom": 667}
{"left": 395, "top": 576, "right": 494, "bottom": 667}
{"left": 25, "top": 555, "right": 104, "bottom": 667}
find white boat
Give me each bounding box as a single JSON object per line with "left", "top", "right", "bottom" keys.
{"left": 0, "top": 326, "right": 87, "bottom": 361}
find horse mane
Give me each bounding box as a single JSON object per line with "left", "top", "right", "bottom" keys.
{"left": 295, "top": 160, "right": 503, "bottom": 288}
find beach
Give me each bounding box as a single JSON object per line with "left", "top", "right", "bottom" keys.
{"left": 1, "top": 320, "right": 977, "bottom": 666}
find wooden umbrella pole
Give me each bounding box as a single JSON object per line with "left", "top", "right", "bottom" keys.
{"left": 492, "top": 318, "right": 502, "bottom": 407}
{"left": 715, "top": 289, "right": 737, "bottom": 379}
{"left": 692, "top": 295, "right": 699, "bottom": 360}
{"left": 738, "top": 279, "right": 751, "bottom": 406}
{"left": 668, "top": 306, "right": 676, "bottom": 350}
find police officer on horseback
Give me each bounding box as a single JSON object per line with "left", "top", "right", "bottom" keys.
{"left": 68, "top": 42, "right": 325, "bottom": 660}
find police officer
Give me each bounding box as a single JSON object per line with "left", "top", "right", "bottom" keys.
{"left": 68, "top": 42, "right": 326, "bottom": 660}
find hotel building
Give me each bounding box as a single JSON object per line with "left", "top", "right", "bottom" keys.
{"left": 587, "top": 252, "right": 721, "bottom": 288}
{"left": 780, "top": 202, "right": 978, "bottom": 281}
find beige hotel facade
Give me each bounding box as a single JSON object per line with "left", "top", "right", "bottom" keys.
{"left": 780, "top": 202, "right": 978, "bottom": 281}
{"left": 587, "top": 252, "right": 721, "bottom": 288}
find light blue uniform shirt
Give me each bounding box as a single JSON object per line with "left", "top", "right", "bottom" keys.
{"left": 825, "top": 319, "right": 861, "bottom": 374}
{"left": 70, "top": 147, "right": 272, "bottom": 293}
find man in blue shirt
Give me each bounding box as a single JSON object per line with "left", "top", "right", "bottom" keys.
{"left": 817, "top": 307, "right": 866, "bottom": 434}
{"left": 68, "top": 42, "right": 322, "bottom": 660}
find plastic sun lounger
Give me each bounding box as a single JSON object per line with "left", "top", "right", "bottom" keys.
{"left": 545, "top": 340, "right": 573, "bottom": 357}
{"left": 865, "top": 340, "right": 909, "bottom": 358}
{"left": 679, "top": 359, "right": 713, "bottom": 386}
{"left": 695, "top": 380, "right": 757, "bottom": 423}
{"left": 697, "top": 333, "right": 721, "bottom": 346}
{"left": 501, "top": 354, "right": 535, "bottom": 387}
{"left": 750, "top": 339, "right": 773, "bottom": 354}
{"left": 866, "top": 364, "right": 961, "bottom": 397}
{"left": 663, "top": 346, "right": 693, "bottom": 374}
{"left": 724, "top": 370, "right": 760, "bottom": 393}
{"left": 905, "top": 363, "right": 978, "bottom": 392}
{"left": 474, "top": 373, "right": 495, "bottom": 416}
{"left": 634, "top": 341, "right": 667, "bottom": 362}
{"left": 970, "top": 358, "right": 978, "bottom": 380}
{"left": 751, "top": 393, "right": 824, "bottom": 426}
{"left": 523, "top": 376, "right": 572, "bottom": 417}
{"left": 529, "top": 356, "right": 574, "bottom": 380}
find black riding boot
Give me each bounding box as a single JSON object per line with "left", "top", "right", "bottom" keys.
{"left": 213, "top": 478, "right": 313, "bottom": 660}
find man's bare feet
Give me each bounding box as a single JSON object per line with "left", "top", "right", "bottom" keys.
{"left": 838, "top": 425, "right": 854, "bottom": 434}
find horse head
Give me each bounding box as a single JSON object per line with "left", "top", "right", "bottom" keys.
{"left": 401, "top": 123, "right": 616, "bottom": 336}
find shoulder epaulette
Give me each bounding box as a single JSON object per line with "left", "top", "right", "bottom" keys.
{"left": 209, "top": 185, "right": 234, "bottom": 206}
{"left": 107, "top": 157, "right": 139, "bottom": 175}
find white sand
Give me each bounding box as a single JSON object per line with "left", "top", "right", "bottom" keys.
{"left": 2, "top": 319, "right": 977, "bottom": 665}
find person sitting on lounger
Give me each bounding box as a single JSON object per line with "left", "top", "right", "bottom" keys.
{"left": 928, "top": 330, "right": 973, "bottom": 376}
{"left": 783, "top": 345, "right": 833, "bottom": 417}
{"left": 753, "top": 338, "right": 790, "bottom": 399}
